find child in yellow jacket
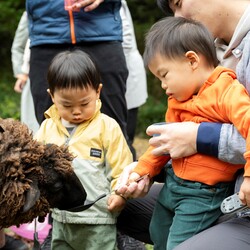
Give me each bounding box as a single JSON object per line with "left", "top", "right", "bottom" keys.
{"left": 35, "top": 49, "right": 133, "bottom": 250}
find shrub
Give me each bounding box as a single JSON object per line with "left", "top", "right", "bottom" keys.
{"left": 0, "top": 72, "right": 20, "bottom": 119}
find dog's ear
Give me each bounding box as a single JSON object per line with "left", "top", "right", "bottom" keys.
{"left": 0, "top": 126, "right": 4, "bottom": 133}
{"left": 22, "top": 180, "right": 41, "bottom": 213}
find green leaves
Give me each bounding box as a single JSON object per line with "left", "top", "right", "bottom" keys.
{"left": 0, "top": 73, "right": 20, "bottom": 119}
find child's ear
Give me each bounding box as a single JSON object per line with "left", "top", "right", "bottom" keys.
{"left": 47, "top": 89, "right": 55, "bottom": 102}
{"left": 185, "top": 51, "right": 199, "bottom": 69}
{"left": 97, "top": 83, "right": 102, "bottom": 99}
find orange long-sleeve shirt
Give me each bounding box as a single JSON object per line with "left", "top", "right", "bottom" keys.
{"left": 135, "top": 66, "right": 250, "bottom": 185}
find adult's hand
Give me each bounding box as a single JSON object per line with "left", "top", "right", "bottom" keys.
{"left": 239, "top": 176, "right": 250, "bottom": 207}
{"left": 115, "top": 162, "right": 151, "bottom": 199}
{"left": 146, "top": 122, "right": 199, "bottom": 159}
{"left": 72, "top": 0, "right": 104, "bottom": 12}
{"left": 14, "top": 74, "right": 28, "bottom": 93}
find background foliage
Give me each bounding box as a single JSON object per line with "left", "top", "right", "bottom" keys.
{"left": 0, "top": 0, "right": 166, "bottom": 137}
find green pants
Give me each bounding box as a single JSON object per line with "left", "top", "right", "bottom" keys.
{"left": 150, "top": 166, "right": 233, "bottom": 250}
{"left": 52, "top": 220, "right": 117, "bottom": 250}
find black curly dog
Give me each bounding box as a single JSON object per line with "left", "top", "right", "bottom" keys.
{"left": 0, "top": 118, "right": 87, "bottom": 228}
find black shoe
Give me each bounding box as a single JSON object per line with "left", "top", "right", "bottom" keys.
{"left": 40, "top": 228, "right": 52, "bottom": 250}
{"left": 117, "top": 232, "right": 146, "bottom": 250}
{"left": 0, "top": 235, "right": 28, "bottom": 250}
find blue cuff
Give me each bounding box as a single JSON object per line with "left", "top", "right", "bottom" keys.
{"left": 197, "top": 122, "right": 222, "bottom": 157}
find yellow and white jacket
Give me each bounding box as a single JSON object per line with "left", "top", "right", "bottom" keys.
{"left": 35, "top": 100, "right": 133, "bottom": 224}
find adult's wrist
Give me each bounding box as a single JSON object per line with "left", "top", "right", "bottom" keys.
{"left": 197, "top": 122, "right": 222, "bottom": 157}
{"left": 16, "top": 73, "right": 28, "bottom": 82}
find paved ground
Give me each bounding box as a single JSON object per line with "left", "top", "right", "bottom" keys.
{"left": 133, "top": 136, "right": 149, "bottom": 159}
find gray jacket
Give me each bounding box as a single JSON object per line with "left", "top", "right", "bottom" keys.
{"left": 216, "top": 5, "right": 250, "bottom": 164}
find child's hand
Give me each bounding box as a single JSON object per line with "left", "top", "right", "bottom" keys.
{"left": 239, "top": 176, "right": 250, "bottom": 207}
{"left": 115, "top": 162, "right": 150, "bottom": 199}
{"left": 115, "top": 172, "right": 141, "bottom": 199}
{"left": 107, "top": 194, "right": 126, "bottom": 213}
{"left": 128, "top": 172, "right": 141, "bottom": 183}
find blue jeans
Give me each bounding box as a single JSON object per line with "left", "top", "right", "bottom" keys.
{"left": 150, "top": 166, "right": 233, "bottom": 250}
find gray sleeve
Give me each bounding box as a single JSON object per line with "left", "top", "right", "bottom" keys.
{"left": 218, "top": 123, "right": 246, "bottom": 164}
{"left": 11, "top": 11, "right": 29, "bottom": 77}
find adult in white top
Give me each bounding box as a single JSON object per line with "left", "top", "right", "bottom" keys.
{"left": 11, "top": 11, "right": 39, "bottom": 133}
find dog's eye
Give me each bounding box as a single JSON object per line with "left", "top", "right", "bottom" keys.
{"left": 50, "top": 182, "right": 63, "bottom": 193}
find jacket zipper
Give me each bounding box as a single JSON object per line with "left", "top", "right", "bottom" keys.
{"left": 68, "top": 10, "right": 76, "bottom": 44}
{"left": 65, "top": 126, "right": 77, "bottom": 146}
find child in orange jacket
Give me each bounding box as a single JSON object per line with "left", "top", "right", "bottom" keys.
{"left": 128, "top": 17, "right": 250, "bottom": 250}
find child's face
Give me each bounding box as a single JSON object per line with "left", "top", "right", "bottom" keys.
{"left": 148, "top": 52, "right": 203, "bottom": 102}
{"left": 50, "top": 84, "right": 102, "bottom": 124}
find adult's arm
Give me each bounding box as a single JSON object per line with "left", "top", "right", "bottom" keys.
{"left": 147, "top": 122, "right": 246, "bottom": 164}
{"left": 116, "top": 122, "right": 246, "bottom": 198}
{"left": 219, "top": 124, "right": 246, "bottom": 163}
{"left": 198, "top": 123, "right": 246, "bottom": 164}
{"left": 11, "top": 11, "right": 29, "bottom": 77}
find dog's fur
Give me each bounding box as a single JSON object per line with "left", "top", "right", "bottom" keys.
{"left": 0, "top": 118, "right": 87, "bottom": 228}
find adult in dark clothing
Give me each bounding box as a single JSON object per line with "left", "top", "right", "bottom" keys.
{"left": 27, "top": 0, "right": 129, "bottom": 142}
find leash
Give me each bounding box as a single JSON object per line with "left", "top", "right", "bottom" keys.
{"left": 67, "top": 193, "right": 106, "bottom": 212}
{"left": 32, "top": 218, "right": 41, "bottom": 250}
{"left": 31, "top": 193, "right": 106, "bottom": 249}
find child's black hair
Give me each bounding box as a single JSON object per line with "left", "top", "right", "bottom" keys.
{"left": 143, "top": 16, "right": 219, "bottom": 68}
{"left": 47, "top": 50, "right": 101, "bottom": 95}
